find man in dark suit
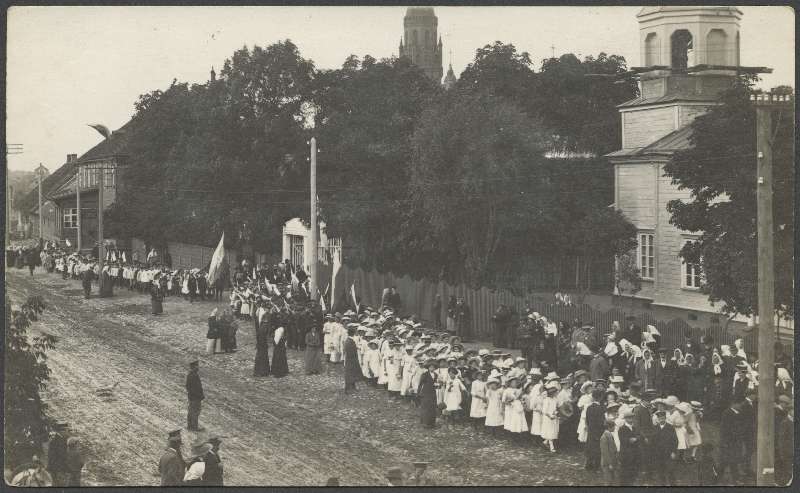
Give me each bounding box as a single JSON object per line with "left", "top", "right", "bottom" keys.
{"left": 650, "top": 410, "right": 678, "bottom": 485}
{"left": 731, "top": 360, "right": 752, "bottom": 404}
{"left": 774, "top": 395, "right": 794, "bottom": 486}
{"left": 158, "top": 430, "right": 185, "bottom": 486}
{"left": 738, "top": 389, "right": 757, "bottom": 477}
{"left": 203, "top": 437, "right": 224, "bottom": 486}
{"left": 630, "top": 385, "right": 655, "bottom": 478}
{"left": 585, "top": 389, "right": 606, "bottom": 471}
{"left": 618, "top": 409, "right": 642, "bottom": 485}
{"left": 654, "top": 348, "right": 677, "bottom": 397}
{"left": 680, "top": 330, "right": 698, "bottom": 358}
{"left": 718, "top": 398, "right": 744, "bottom": 484}
{"left": 186, "top": 360, "right": 204, "bottom": 431}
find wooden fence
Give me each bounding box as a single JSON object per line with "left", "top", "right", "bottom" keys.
{"left": 337, "top": 264, "right": 788, "bottom": 356}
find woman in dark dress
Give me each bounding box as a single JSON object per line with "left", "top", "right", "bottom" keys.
{"left": 220, "top": 310, "right": 238, "bottom": 353}
{"left": 304, "top": 325, "right": 323, "bottom": 375}
{"left": 685, "top": 353, "right": 705, "bottom": 402}
{"left": 271, "top": 326, "right": 289, "bottom": 378}
{"left": 253, "top": 309, "right": 271, "bottom": 376}
{"left": 418, "top": 359, "right": 439, "bottom": 428}
{"left": 150, "top": 283, "right": 164, "bottom": 315}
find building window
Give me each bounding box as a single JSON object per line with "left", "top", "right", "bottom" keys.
{"left": 681, "top": 240, "right": 702, "bottom": 289}
{"left": 706, "top": 29, "right": 728, "bottom": 66}
{"left": 63, "top": 208, "right": 78, "bottom": 228}
{"left": 638, "top": 233, "right": 655, "bottom": 279}
{"left": 644, "top": 32, "right": 660, "bottom": 66}
{"left": 671, "top": 29, "right": 693, "bottom": 69}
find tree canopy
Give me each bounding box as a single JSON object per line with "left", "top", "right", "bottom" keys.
{"left": 664, "top": 79, "right": 794, "bottom": 320}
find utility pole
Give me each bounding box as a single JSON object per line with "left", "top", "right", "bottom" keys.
{"left": 752, "top": 90, "right": 791, "bottom": 486}
{"left": 37, "top": 164, "right": 43, "bottom": 241}
{"left": 309, "top": 137, "right": 318, "bottom": 299}
{"left": 97, "top": 167, "right": 105, "bottom": 295}
{"left": 76, "top": 171, "right": 82, "bottom": 252}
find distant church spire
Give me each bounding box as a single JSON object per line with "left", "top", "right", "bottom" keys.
{"left": 400, "top": 7, "right": 443, "bottom": 83}
{"left": 210, "top": 66, "right": 216, "bottom": 81}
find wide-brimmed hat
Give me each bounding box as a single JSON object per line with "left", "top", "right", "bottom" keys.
{"left": 664, "top": 395, "right": 679, "bottom": 407}
{"left": 190, "top": 442, "right": 213, "bottom": 458}
{"left": 478, "top": 349, "right": 490, "bottom": 357}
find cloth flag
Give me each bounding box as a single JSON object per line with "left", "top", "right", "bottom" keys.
{"left": 207, "top": 232, "right": 227, "bottom": 286}
{"left": 350, "top": 283, "right": 359, "bottom": 312}
{"left": 319, "top": 289, "right": 327, "bottom": 312}
{"left": 121, "top": 251, "right": 127, "bottom": 263}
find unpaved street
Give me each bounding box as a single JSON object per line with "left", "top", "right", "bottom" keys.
{"left": 7, "top": 268, "right": 598, "bottom": 486}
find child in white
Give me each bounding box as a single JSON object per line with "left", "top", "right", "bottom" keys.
{"left": 502, "top": 377, "right": 529, "bottom": 438}
{"left": 444, "top": 367, "right": 466, "bottom": 424}
{"left": 484, "top": 377, "right": 504, "bottom": 437}
{"left": 469, "top": 371, "right": 488, "bottom": 429}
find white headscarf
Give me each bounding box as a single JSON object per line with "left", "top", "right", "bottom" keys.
{"left": 274, "top": 326, "right": 285, "bottom": 345}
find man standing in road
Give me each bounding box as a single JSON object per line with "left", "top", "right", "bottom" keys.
{"left": 186, "top": 360, "right": 205, "bottom": 431}
{"left": 158, "top": 429, "right": 185, "bottom": 486}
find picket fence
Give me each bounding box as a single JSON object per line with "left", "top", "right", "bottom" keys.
{"left": 336, "top": 264, "right": 786, "bottom": 356}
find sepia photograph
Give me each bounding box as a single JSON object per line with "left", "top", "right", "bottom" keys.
{"left": 3, "top": 4, "right": 795, "bottom": 488}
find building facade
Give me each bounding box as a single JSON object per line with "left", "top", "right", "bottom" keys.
{"left": 608, "top": 7, "right": 744, "bottom": 325}
{"left": 398, "top": 7, "right": 444, "bottom": 83}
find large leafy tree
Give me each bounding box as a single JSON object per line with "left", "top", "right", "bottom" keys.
{"left": 108, "top": 40, "right": 314, "bottom": 253}
{"left": 4, "top": 296, "right": 55, "bottom": 468}
{"left": 313, "top": 55, "right": 441, "bottom": 274}
{"left": 664, "top": 79, "right": 794, "bottom": 321}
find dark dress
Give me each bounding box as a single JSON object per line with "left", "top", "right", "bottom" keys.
{"left": 304, "top": 331, "right": 323, "bottom": 375}
{"left": 272, "top": 336, "right": 289, "bottom": 378}
{"left": 151, "top": 286, "right": 163, "bottom": 314}
{"left": 418, "top": 370, "right": 438, "bottom": 427}
{"left": 343, "top": 337, "right": 362, "bottom": 389}
{"left": 203, "top": 451, "right": 223, "bottom": 486}
{"left": 253, "top": 321, "right": 271, "bottom": 377}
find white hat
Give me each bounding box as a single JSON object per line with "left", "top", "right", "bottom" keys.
{"left": 646, "top": 324, "right": 661, "bottom": 336}
{"left": 545, "top": 371, "right": 559, "bottom": 381}
{"left": 478, "top": 349, "right": 490, "bottom": 357}
{"left": 487, "top": 377, "right": 501, "bottom": 385}
{"left": 515, "top": 357, "right": 526, "bottom": 364}
{"left": 609, "top": 375, "right": 624, "bottom": 383}
{"left": 576, "top": 342, "right": 593, "bottom": 356}
{"left": 604, "top": 342, "right": 619, "bottom": 357}
{"left": 529, "top": 367, "right": 542, "bottom": 375}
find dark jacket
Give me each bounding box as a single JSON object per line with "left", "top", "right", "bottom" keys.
{"left": 343, "top": 337, "right": 362, "bottom": 383}
{"left": 632, "top": 402, "right": 654, "bottom": 439}
{"left": 618, "top": 423, "right": 641, "bottom": 470}
{"left": 654, "top": 358, "right": 677, "bottom": 395}
{"left": 586, "top": 401, "right": 606, "bottom": 441}
{"left": 590, "top": 356, "right": 610, "bottom": 381}
{"left": 600, "top": 430, "right": 619, "bottom": 469}
{"left": 202, "top": 451, "right": 223, "bottom": 486}
{"left": 158, "top": 448, "right": 185, "bottom": 486}
{"left": 186, "top": 370, "right": 204, "bottom": 401}
{"left": 719, "top": 407, "right": 743, "bottom": 462}
{"left": 651, "top": 423, "right": 678, "bottom": 459}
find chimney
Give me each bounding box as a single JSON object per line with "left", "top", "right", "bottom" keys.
{"left": 67, "top": 154, "right": 77, "bottom": 163}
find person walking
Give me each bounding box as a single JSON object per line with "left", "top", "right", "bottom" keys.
{"left": 159, "top": 430, "right": 185, "bottom": 486}
{"left": 186, "top": 360, "right": 205, "bottom": 431}
{"left": 343, "top": 326, "right": 362, "bottom": 394}
{"left": 305, "top": 325, "right": 323, "bottom": 375}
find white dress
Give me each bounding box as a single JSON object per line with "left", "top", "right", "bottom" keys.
{"left": 386, "top": 351, "right": 403, "bottom": 392}
{"left": 364, "top": 349, "right": 382, "bottom": 379}
{"left": 576, "top": 393, "right": 593, "bottom": 442}
{"left": 400, "top": 355, "right": 418, "bottom": 396}
{"left": 685, "top": 412, "right": 702, "bottom": 447}
{"left": 669, "top": 410, "right": 688, "bottom": 450}
{"left": 445, "top": 377, "right": 466, "bottom": 412}
{"left": 435, "top": 369, "right": 450, "bottom": 406}
{"left": 322, "top": 322, "right": 333, "bottom": 356}
{"left": 469, "top": 380, "right": 487, "bottom": 418}
{"left": 329, "top": 323, "right": 344, "bottom": 363}
{"left": 530, "top": 388, "right": 544, "bottom": 436}
{"left": 503, "top": 388, "right": 529, "bottom": 433}
{"left": 484, "top": 388, "right": 504, "bottom": 427}
{"left": 540, "top": 396, "right": 560, "bottom": 440}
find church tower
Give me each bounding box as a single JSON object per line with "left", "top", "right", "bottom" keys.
{"left": 398, "top": 7, "right": 444, "bottom": 83}
{"left": 608, "top": 7, "right": 747, "bottom": 323}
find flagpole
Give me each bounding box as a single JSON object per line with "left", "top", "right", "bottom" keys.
{"left": 309, "top": 137, "right": 318, "bottom": 300}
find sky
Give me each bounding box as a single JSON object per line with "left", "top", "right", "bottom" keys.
{"left": 6, "top": 5, "right": 795, "bottom": 173}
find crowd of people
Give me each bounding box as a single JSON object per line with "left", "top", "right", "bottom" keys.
{"left": 11, "top": 240, "right": 794, "bottom": 486}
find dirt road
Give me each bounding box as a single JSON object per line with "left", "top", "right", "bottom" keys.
{"left": 6, "top": 268, "right": 597, "bottom": 486}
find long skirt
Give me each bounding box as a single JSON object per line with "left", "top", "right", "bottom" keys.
{"left": 446, "top": 317, "right": 456, "bottom": 333}
{"left": 272, "top": 341, "right": 289, "bottom": 377}
{"left": 504, "top": 402, "right": 529, "bottom": 433}
{"left": 305, "top": 346, "right": 323, "bottom": 375}
{"left": 540, "top": 415, "right": 560, "bottom": 440}
{"left": 420, "top": 395, "right": 437, "bottom": 427}
{"left": 254, "top": 344, "right": 270, "bottom": 376}
{"left": 151, "top": 298, "right": 163, "bottom": 315}
{"left": 206, "top": 338, "right": 218, "bottom": 355}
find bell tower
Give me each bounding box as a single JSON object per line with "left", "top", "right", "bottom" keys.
{"left": 398, "top": 7, "right": 444, "bottom": 83}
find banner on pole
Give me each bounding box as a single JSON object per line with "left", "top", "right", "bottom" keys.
{"left": 207, "top": 232, "right": 227, "bottom": 286}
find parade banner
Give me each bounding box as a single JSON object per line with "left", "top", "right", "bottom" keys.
{"left": 207, "top": 232, "right": 227, "bottom": 286}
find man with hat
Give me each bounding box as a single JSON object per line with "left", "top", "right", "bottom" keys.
{"left": 651, "top": 409, "right": 678, "bottom": 484}
{"left": 343, "top": 325, "right": 363, "bottom": 395}
{"left": 718, "top": 397, "right": 745, "bottom": 483}
{"left": 618, "top": 408, "right": 642, "bottom": 485}
{"left": 203, "top": 436, "right": 224, "bottom": 486}
{"left": 159, "top": 429, "right": 185, "bottom": 486}
{"left": 654, "top": 347, "right": 677, "bottom": 397}
{"left": 585, "top": 388, "right": 606, "bottom": 471}
{"left": 731, "top": 360, "right": 754, "bottom": 404}
{"left": 186, "top": 360, "right": 205, "bottom": 431}
{"left": 774, "top": 394, "right": 794, "bottom": 486}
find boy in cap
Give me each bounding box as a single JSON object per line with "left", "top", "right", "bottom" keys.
{"left": 651, "top": 409, "right": 679, "bottom": 484}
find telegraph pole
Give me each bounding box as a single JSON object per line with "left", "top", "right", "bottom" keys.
{"left": 37, "top": 164, "right": 43, "bottom": 241}
{"left": 76, "top": 173, "right": 82, "bottom": 252}
{"left": 752, "top": 91, "right": 791, "bottom": 486}
{"left": 309, "top": 137, "right": 318, "bottom": 299}
{"left": 97, "top": 167, "right": 105, "bottom": 295}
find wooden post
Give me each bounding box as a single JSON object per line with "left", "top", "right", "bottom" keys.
{"left": 309, "top": 137, "right": 318, "bottom": 299}
{"left": 76, "top": 172, "right": 82, "bottom": 252}
{"left": 751, "top": 91, "right": 790, "bottom": 486}
{"left": 97, "top": 167, "right": 105, "bottom": 295}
